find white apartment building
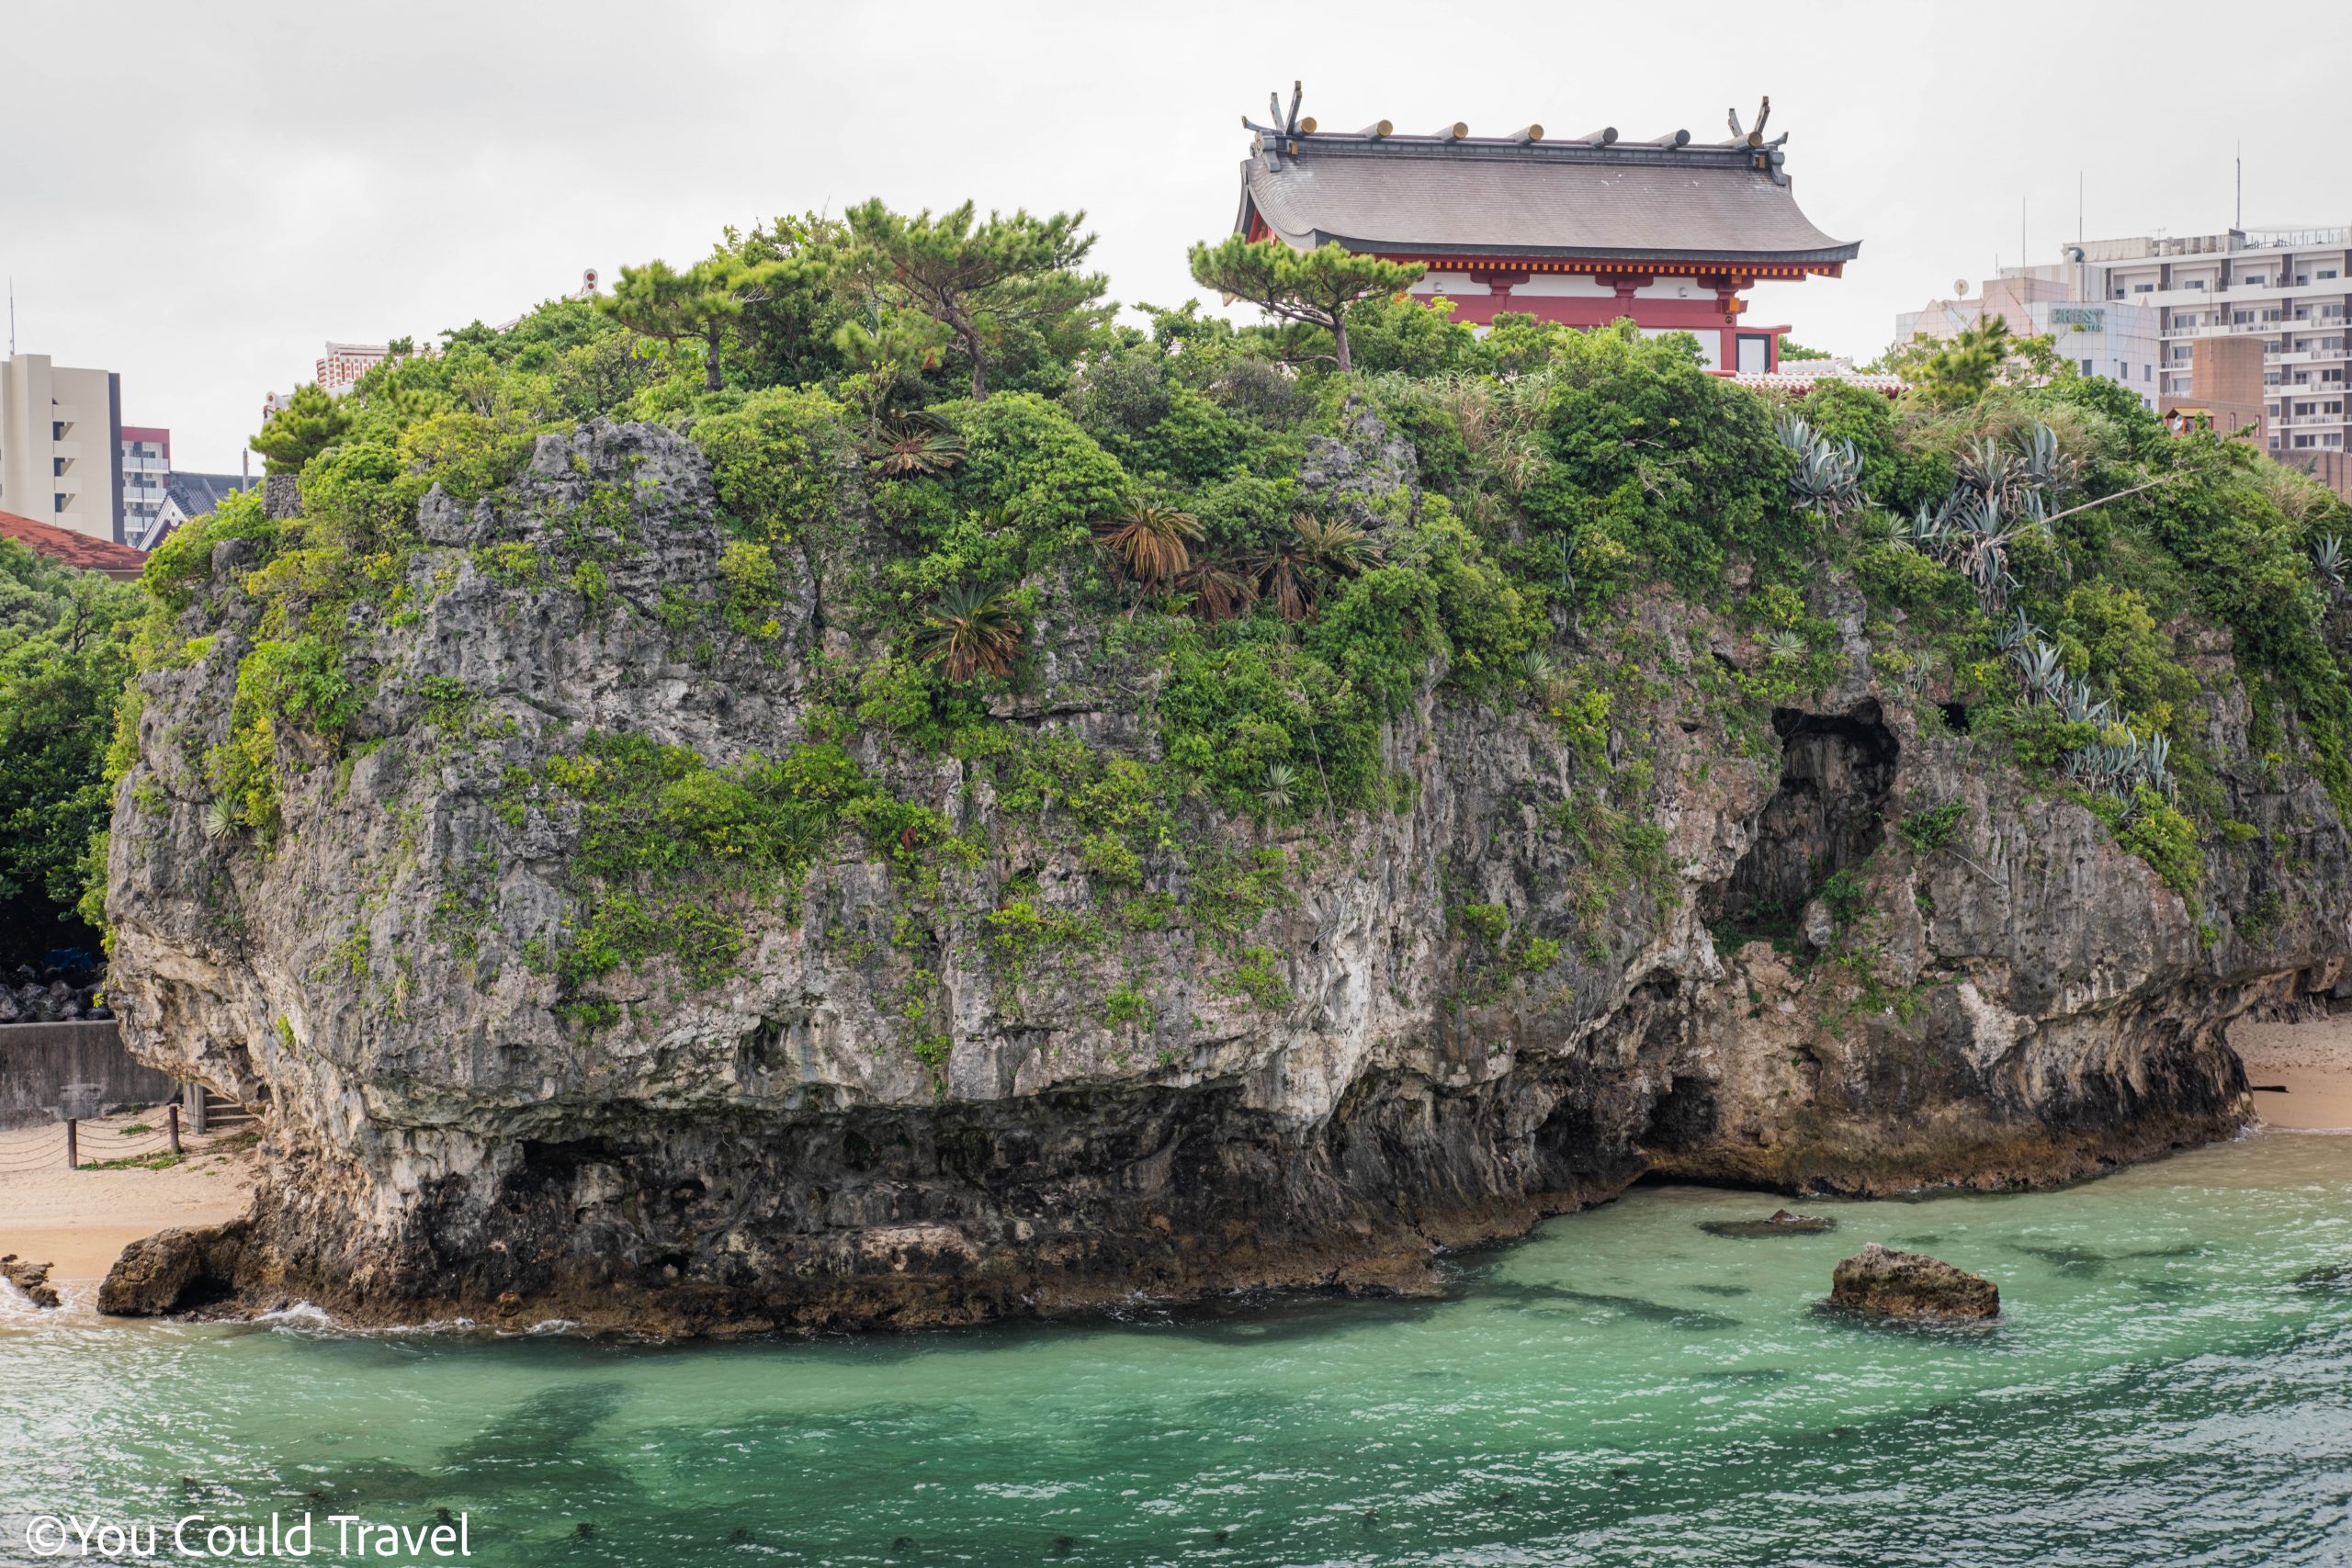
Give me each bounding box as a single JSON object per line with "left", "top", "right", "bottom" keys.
{"left": 2082, "top": 227, "right": 2351, "bottom": 459}
{"left": 0, "top": 354, "right": 125, "bottom": 542}
{"left": 1895, "top": 280, "right": 2164, "bottom": 410}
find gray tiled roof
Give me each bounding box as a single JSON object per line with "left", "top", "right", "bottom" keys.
{"left": 1238, "top": 135, "right": 1858, "bottom": 266}
{"left": 164, "top": 471, "right": 260, "bottom": 517}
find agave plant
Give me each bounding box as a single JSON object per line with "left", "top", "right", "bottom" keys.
{"left": 2063, "top": 729, "right": 2174, "bottom": 799}
{"left": 1777, "top": 413, "right": 1868, "bottom": 519}
{"left": 1093, "top": 501, "right": 1204, "bottom": 596}
{"left": 1920, "top": 490, "right": 2045, "bottom": 610}
{"left": 1905, "top": 499, "right": 1953, "bottom": 551}
{"left": 2057, "top": 676, "right": 2114, "bottom": 728}
{"left": 1517, "top": 649, "right": 1561, "bottom": 687}
{"left": 201, "top": 797, "right": 238, "bottom": 841}
{"left": 1993, "top": 607, "right": 2041, "bottom": 654}
{"left": 2316, "top": 534, "right": 2347, "bottom": 590}
{"left": 2017, "top": 423, "right": 2077, "bottom": 492}
{"left": 915, "top": 584, "right": 1024, "bottom": 682}
{"left": 2010, "top": 637, "right": 2066, "bottom": 704}
{"left": 1762, "top": 629, "right": 1808, "bottom": 663}
{"left": 1956, "top": 436, "right": 2024, "bottom": 504}
{"left": 1258, "top": 762, "right": 1300, "bottom": 814}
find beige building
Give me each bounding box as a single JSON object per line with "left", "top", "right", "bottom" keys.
{"left": 2159, "top": 335, "right": 2269, "bottom": 448}
{"left": 0, "top": 354, "right": 125, "bottom": 543}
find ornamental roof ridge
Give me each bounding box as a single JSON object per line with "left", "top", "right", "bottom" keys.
{"left": 1242, "top": 87, "right": 1795, "bottom": 186}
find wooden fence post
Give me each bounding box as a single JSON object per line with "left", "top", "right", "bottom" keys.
{"left": 168, "top": 1101, "right": 182, "bottom": 1156}
{"left": 64, "top": 1119, "right": 77, "bottom": 1170}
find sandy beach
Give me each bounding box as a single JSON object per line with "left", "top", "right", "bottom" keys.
{"left": 0, "top": 1105, "right": 258, "bottom": 1314}
{"left": 2230, "top": 1012, "right": 2352, "bottom": 1133}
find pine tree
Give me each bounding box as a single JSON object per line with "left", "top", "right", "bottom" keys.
{"left": 1187, "top": 238, "right": 1426, "bottom": 374}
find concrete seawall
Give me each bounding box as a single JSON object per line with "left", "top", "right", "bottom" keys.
{"left": 0, "top": 1021, "right": 177, "bottom": 1130}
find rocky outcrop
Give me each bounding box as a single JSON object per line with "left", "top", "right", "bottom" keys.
{"left": 1, "top": 1255, "right": 60, "bottom": 1309}
{"left": 96, "top": 1223, "right": 247, "bottom": 1316}
{"left": 1700, "top": 1208, "right": 1834, "bottom": 1237}
{"left": 98, "top": 418, "right": 2352, "bottom": 1332}
{"left": 1830, "top": 1242, "right": 2000, "bottom": 1319}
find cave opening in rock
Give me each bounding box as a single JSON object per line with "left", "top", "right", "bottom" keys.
{"left": 1713, "top": 703, "right": 1898, "bottom": 941}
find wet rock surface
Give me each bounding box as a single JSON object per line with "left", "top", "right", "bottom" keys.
{"left": 96, "top": 1224, "right": 244, "bottom": 1317}
{"left": 99, "top": 417, "right": 2347, "bottom": 1334}
{"left": 1700, "top": 1208, "right": 1837, "bottom": 1238}
{"left": 0, "top": 1255, "right": 61, "bottom": 1309}
{"left": 1829, "top": 1243, "right": 2000, "bottom": 1320}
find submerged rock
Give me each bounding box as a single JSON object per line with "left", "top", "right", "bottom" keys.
{"left": 0, "top": 1255, "right": 60, "bottom": 1309}
{"left": 1829, "top": 1243, "right": 1999, "bottom": 1320}
{"left": 1700, "top": 1208, "right": 1837, "bottom": 1238}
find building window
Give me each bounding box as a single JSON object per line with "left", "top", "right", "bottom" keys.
{"left": 2081, "top": 358, "right": 2094, "bottom": 376}
{"left": 2323, "top": 270, "right": 2341, "bottom": 281}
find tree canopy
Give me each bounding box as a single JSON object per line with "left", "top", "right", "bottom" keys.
{"left": 842, "top": 200, "right": 1106, "bottom": 400}
{"left": 1187, "top": 237, "right": 1426, "bottom": 373}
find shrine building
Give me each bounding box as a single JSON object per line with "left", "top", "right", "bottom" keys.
{"left": 1232, "top": 88, "right": 1859, "bottom": 375}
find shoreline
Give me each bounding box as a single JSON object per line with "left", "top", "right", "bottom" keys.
{"left": 2231, "top": 1012, "right": 2352, "bottom": 1133}
{"left": 0, "top": 1106, "right": 258, "bottom": 1315}
{"left": 5, "top": 1015, "right": 2347, "bottom": 1331}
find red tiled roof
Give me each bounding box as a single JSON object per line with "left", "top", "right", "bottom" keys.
{"left": 0, "top": 510, "right": 148, "bottom": 580}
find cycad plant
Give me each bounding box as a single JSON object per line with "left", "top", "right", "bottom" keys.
{"left": 1093, "top": 501, "right": 1204, "bottom": 597}
{"left": 862, "top": 412, "right": 966, "bottom": 478}
{"left": 916, "top": 584, "right": 1024, "bottom": 682}
{"left": 1252, "top": 513, "right": 1382, "bottom": 622}
{"left": 1175, "top": 559, "right": 1257, "bottom": 624}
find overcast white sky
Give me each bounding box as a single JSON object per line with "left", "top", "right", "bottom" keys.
{"left": 6, "top": 0, "right": 2347, "bottom": 471}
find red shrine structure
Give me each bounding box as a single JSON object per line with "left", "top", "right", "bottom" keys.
{"left": 1232, "top": 87, "right": 1859, "bottom": 375}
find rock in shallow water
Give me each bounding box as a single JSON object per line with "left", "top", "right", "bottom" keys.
{"left": 0, "top": 1254, "right": 60, "bottom": 1308}
{"left": 1700, "top": 1208, "right": 1837, "bottom": 1238}
{"left": 97, "top": 1224, "right": 244, "bottom": 1316}
{"left": 1829, "top": 1243, "right": 1998, "bottom": 1320}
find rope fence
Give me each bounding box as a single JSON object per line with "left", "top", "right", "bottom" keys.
{"left": 0, "top": 1094, "right": 259, "bottom": 1172}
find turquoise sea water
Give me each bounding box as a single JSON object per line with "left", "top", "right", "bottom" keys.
{"left": 5, "top": 1129, "right": 2350, "bottom": 1567}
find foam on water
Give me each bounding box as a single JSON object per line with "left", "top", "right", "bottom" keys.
{"left": 3, "top": 1128, "right": 2348, "bottom": 1566}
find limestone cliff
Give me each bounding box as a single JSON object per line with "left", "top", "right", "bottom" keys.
{"left": 104, "top": 417, "right": 2350, "bottom": 1331}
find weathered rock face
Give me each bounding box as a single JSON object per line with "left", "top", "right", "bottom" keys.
{"left": 1, "top": 1255, "right": 61, "bottom": 1309}
{"left": 102, "top": 418, "right": 2352, "bottom": 1331}
{"left": 96, "top": 1224, "right": 246, "bottom": 1316}
{"left": 1830, "top": 1242, "right": 2000, "bottom": 1319}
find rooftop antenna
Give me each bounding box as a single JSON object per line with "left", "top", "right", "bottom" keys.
{"left": 2078, "top": 171, "right": 2084, "bottom": 243}
{"left": 2236, "top": 141, "right": 2243, "bottom": 230}
{"left": 6, "top": 276, "right": 13, "bottom": 357}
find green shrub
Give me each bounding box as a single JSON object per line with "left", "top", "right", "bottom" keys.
{"left": 1894, "top": 800, "right": 1968, "bottom": 854}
